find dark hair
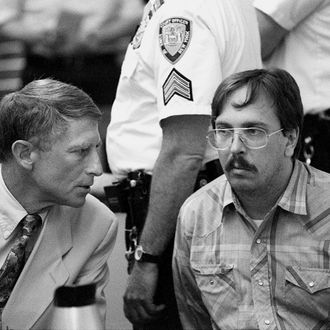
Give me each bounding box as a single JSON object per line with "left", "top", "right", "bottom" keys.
{"left": 0, "top": 78, "right": 102, "bottom": 162}
{"left": 211, "top": 68, "right": 304, "bottom": 158}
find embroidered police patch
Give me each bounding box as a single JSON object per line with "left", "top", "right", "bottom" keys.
{"left": 163, "top": 68, "right": 193, "bottom": 105}
{"left": 159, "top": 17, "right": 191, "bottom": 64}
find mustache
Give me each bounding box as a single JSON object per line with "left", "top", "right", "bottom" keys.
{"left": 225, "top": 155, "right": 257, "bottom": 172}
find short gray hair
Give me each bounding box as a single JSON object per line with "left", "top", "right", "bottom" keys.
{"left": 0, "top": 78, "right": 102, "bottom": 162}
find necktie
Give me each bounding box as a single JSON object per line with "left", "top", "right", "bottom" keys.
{"left": 0, "top": 214, "right": 42, "bottom": 308}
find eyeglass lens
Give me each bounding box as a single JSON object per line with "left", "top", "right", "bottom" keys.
{"left": 209, "top": 128, "right": 268, "bottom": 149}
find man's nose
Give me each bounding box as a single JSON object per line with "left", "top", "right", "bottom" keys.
{"left": 88, "top": 150, "right": 103, "bottom": 177}
{"left": 229, "top": 132, "right": 246, "bottom": 153}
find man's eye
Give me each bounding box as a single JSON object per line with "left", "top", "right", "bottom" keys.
{"left": 217, "top": 130, "right": 232, "bottom": 137}
{"left": 246, "top": 128, "right": 262, "bottom": 136}
{"left": 77, "top": 148, "right": 89, "bottom": 155}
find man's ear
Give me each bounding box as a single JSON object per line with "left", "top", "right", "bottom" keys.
{"left": 11, "top": 140, "right": 38, "bottom": 170}
{"left": 284, "top": 128, "right": 299, "bottom": 158}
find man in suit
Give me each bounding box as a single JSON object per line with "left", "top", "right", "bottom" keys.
{"left": 0, "top": 78, "right": 118, "bottom": 329}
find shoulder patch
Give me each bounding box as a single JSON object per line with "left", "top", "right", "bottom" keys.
{"left": 162, "top": 68, "right": 193, "bottom": 105}
{"left": 159, "top": 17, "right": 191, "bottom": 64}
{"left": 132, "top": 0, "right": 165, "bottom": 49}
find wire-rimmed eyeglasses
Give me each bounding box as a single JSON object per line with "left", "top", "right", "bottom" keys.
{"left": 207, "top": 127, "right": 284, "bottom": 150}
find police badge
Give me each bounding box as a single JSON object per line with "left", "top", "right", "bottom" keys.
{"left": 159, "top": 17, "right": 192, "bottom": 64}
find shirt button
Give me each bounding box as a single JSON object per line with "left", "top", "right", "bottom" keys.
{"left": 210, "top": 280, "right": 214, "bottom": 285}
{"left": 256, "top": 239, "right": 261, "bottom": 244}
{"left": 264, "top": 320, "right": 270, "bottom": 325}
{"left": 309, "top": 281, "right": 315, "bottom": 287}
{"left": 258, "top": 280, "right": 263, "bottom": 286}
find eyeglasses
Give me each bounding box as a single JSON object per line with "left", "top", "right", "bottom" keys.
{"left": 207, "top": 127, "right": 283, "bottom": 150}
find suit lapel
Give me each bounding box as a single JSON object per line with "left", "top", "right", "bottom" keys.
{"left": 3, "top": 206, "right": 73, "bottom": 330}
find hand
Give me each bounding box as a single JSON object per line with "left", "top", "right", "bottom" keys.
{"left": 123, "top": 262, "right": 166, "bottom": 324}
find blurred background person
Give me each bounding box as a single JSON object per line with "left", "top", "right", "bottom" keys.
{"left": 0, "top": 7, "right": 25, "bottom": 99}
{"left": 0, "top": 0, "right": 144, "bottom": 171}
{"left": 254, "top": 0, "right": 330, "bottom": 172}
{"left": 0, "top": 37, "right": 24, "bottom": 99}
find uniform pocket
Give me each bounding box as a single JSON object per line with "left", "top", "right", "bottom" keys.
{"left": 285, "top": 266, "right": 330, "bottom": 321}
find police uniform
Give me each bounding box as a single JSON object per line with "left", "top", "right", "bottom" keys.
{"left": 106, "top": 0, "right": 261, "bottom": 328}
{"left": 107, "top": 0, "right": 261, "bottom": 176}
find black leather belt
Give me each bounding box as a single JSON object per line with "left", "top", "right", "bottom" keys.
{"left": 104, "top": 160, "right": 222, "bottom": 211}
{"left": 104, "top": 170, "right": 151, "bottom": 213}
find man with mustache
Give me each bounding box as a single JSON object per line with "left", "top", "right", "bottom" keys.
{"left": 173, "top": 68, "right": 330, "bottom": 329}
{"left": 0, "top": 79, "right": 118, "bottom": 329}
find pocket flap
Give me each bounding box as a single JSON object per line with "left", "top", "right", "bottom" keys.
{"left": 191, "top": 263, "right": 234, "bottom": 275}
{"left": 286, "top": 266, "right": 330, "bottom": 294}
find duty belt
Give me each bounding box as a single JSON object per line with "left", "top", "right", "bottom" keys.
{"left": 104, "top": 160, "right": 222, "bottom": 265}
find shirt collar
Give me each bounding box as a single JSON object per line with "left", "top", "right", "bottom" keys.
{"left": 0, "top": 165, "right": 47, "bottom": 240}
{"left": 223, "top": 160, "right": 308, "bottom": 217}
{"left": 277, "top": 160, "right": 308, "bottom": 215}
{"left": 223, "top": 180, "right": 234, "bottom": 209}
{"left": 0, "top": 165, "right": 28, "bottom": 239}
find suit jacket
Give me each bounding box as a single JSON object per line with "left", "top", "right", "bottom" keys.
{"left": 2, "top": 194, "right": 118, "bottom": 330}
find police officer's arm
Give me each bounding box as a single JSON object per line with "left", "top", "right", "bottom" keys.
{"left": 142, "top": 114, "right": 209, "bottom": 253}
{"left": 123, "top": 114, "right": 210, "bottom": 323}
{"left": 254, "top": 9, "right": 288, "bottom": 60}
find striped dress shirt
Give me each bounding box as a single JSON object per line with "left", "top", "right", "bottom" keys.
{"left": 173, "top": 160, "right": 330, "bottom": 330}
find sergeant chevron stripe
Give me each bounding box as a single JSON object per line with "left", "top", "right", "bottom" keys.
{"left": 162, "top": 68, "right": 193, "bottom": 105}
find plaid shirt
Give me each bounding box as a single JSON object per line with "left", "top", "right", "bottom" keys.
{"left": 173, "top": 160, "right": 330, "bottom": 330}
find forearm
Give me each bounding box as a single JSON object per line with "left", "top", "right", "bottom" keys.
{"left": 139, "top": 152, "right": 203, "bottom": 254}
{"left": 138, "top": 115, "right": 209, "bottom": 255}
{"left": 96, "top": 19, "right": 139, "bottom": 45}
{"left": 89, "top": 0, "right": 143, "bottom": 49}
{"left": 255, "top": 9, "right": 288, "bottom": 60}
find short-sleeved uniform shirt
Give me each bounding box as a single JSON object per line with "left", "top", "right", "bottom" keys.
{"left": 106, "top": 0, "right": 262, "bottom": 177}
